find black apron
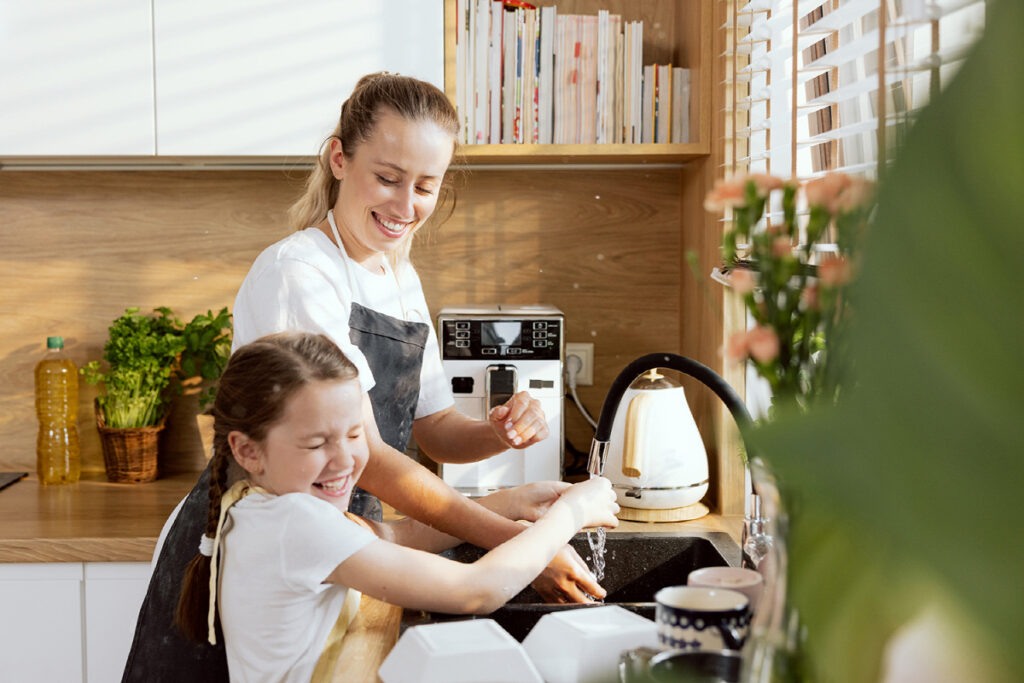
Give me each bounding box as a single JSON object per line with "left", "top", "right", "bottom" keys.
{"left": 121, "top": 303, "right": 430, "bottom": 682}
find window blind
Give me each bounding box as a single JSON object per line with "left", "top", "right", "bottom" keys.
{"left": 724, "top": 0, "right": 988, "bottom": 182}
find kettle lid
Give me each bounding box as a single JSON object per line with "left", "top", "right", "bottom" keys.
{"left": 628, "top": 368, "right": 680, "bottom": 391}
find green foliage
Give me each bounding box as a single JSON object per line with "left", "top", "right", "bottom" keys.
{"left": 746, "top": 2, "right": 1024, "bottom": 679}
{"left": 82, "top": 307, "right": 186, "bottom": 429}
{"left": 82, "top": 306, "right": 233, "bottom": 428}
{"left": 175, "top": 307, "right": 232, "bottom": 410}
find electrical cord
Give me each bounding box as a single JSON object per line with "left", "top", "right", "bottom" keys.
{"left": 564, "top": 353, "right": 598, "bottom": 430}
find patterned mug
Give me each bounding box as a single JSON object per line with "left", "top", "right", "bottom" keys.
{"left": 654, "top": 586, "right": 751, "bottom": 652}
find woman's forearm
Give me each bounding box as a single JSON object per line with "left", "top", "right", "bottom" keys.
{"left": 411, "top": 407, "right": 507, "bottom": 464}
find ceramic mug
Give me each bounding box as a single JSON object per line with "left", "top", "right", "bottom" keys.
{"left": 654, "top": 586, "right": 751, "bottom": 652}
{"left": 687, "top": 566, "right": 764, "bottom": 614}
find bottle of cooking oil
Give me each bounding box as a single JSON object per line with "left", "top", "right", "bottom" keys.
{"left": 35, "top": 336, "right": 80, "bottom": 485}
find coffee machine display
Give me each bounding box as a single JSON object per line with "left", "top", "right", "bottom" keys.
{"left": 437, "top": 305, "right": 564, "bottom": 495}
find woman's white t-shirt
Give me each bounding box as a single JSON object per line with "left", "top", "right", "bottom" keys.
{"left": 219, "top": 492, "right": 375, "bottom": 683}
{"left": 231, "top": 226, "right": 453, "bottom": 419}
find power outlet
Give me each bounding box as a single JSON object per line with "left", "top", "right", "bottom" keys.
{"left": 565, "top": 342, "right": 594, "bottom": 386}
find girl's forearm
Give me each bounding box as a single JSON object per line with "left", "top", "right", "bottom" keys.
{"left": 460, "top": 500, "right": 581, "bottom": 613}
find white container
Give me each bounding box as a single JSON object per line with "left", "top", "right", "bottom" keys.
{"left": 378, "top": 619, "right": 542, "bottom": 683}
{"left": 522, "top": 606, "right": 659, "bottom": 683}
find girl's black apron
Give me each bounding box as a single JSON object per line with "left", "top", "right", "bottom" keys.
{"left": 121, "top": 303, "right": 429, "bottom": 682}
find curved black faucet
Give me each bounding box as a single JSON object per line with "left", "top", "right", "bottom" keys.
{"left": 587, "top": 352, "right": 752, "bottom": 477}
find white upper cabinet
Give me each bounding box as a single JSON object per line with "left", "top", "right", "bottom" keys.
{"left": 0, "top": 0, "right": 156, "bottom": 155}
{"left": 152, "top": 0, "right": 444, "bottom": 157}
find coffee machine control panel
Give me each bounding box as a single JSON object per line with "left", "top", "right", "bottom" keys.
{"left": 440, "top": 318, "right": 562, "bottom": 361}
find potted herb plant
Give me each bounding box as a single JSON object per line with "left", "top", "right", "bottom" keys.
{"left": 160, "top": 307, "right": 232, "bottom": 475}
{"left": 82, "top": 307, "right": 186, "bottom": 483}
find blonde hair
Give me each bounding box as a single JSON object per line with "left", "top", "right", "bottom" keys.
{"left": 287, "top": 72, "right": 460, "bottom": 266}
{"left": 175, "top": 332, "right": 360, "bottom": 643}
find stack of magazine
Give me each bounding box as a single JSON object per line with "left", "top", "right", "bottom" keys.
{"left": 455, "top": 0, "right": 691, "bottom": 146}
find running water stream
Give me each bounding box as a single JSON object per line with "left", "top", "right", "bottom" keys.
{"left": 586, "top": 527, "right": 607, "bottom": 583}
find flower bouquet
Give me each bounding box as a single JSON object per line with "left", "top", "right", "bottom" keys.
{"left": 705, "top": 172, "right": 875, "bottom": 409}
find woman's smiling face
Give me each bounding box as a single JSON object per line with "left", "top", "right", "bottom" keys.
{"left": 244, "top": 378, "right": 369, "bottom": 512}
{"left": 329, "top": 107, "right": 454, "bottom": 270}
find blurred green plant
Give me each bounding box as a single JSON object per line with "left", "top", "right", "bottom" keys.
{"left": 745, "top": 1, "right": 1024, "bottom": 680}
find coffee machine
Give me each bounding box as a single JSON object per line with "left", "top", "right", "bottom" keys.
{"left": 437, "top": 305, "right": 564, "bottom": 494}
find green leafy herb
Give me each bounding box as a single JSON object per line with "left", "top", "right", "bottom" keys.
{"left": 82, "top": 307, "right": 186, "bottom": 429}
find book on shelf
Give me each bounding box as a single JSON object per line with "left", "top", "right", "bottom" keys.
{"left": 455, "top": 2, "right": 688, "bottom": 147}
{"left": 672, "top": 67, "right": 691, "bottom": 143}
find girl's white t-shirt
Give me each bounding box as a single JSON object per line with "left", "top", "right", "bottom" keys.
{"left": 231, "top": 227, "right": 453, "bottom": 419}
{"left": 219, "top": 491, "right": 375, "bottom": 683}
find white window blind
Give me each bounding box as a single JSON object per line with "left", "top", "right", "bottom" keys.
{"left": 724, "top": 0, "right": 988, "bottom": 182}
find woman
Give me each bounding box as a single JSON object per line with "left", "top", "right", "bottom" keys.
{"left": 122, "top": 74, "right": 603, "bottom": 682}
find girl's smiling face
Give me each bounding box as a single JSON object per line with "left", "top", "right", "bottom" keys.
{"left": 232, "top": 378, "right": 368, "bottom": 512}
{"left": 328, "top": 108, "right": 454, "bottom": 271}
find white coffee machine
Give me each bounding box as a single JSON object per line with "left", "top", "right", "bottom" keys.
{"left": 437, "top": 305, "right": 564, "bottom": 495}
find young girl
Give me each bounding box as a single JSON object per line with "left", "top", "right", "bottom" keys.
{"left": 176, "top": 332, "right": 618, "bottom": 682}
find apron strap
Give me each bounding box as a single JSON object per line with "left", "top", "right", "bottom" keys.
{"left": 310, "top": 588, "right": 362, "bottom": 683}
{"left": 207, "top": 480, "right": 264, "bottom": 645}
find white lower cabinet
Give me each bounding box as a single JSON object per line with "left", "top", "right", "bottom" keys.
{"left": 84, "top": 563, "right": 152, "bottom": 683}
{"left": 0, "top": 563, "right": 85, "bottom": 682}
{"left": 0, "top": 561, "right": 151, "bottom": 683}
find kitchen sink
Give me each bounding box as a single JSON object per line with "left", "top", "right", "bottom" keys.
{"left": 402, "top": 531, "right": 740, "bottom": 641}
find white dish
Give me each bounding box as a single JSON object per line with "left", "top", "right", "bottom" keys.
{"left": 522, "top": 606, "right": 659, "bottom": 683}
{"left": 377, "top": 618, "right": 542, "bottom": 683}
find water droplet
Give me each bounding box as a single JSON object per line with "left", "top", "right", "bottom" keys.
{"left": 573, "top": 283, "right": 579, "bottom": 289}
{"left": 596, "top": 254, "right": 605, "bottom": 260}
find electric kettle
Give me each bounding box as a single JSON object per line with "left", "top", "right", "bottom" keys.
{"left": 603, "top": 368, "right": 709, "bottom": 513}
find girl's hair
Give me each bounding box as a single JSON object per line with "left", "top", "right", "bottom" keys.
{"left": 175, "top": 332, "right": 360, "bottom": 643}
{"left": 287, "top": 72, "right": 461, "bottom": 266}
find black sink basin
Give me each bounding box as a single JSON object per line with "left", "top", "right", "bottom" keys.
{"left": 402, "top": 531, "right": 740, "bottom": 641}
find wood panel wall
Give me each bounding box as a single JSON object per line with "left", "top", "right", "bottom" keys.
{"left": 0, "top": 166, "right": 732, "bottom": 509}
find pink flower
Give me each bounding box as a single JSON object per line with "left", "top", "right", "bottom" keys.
{"left": 819, "top": 255, "right": 852, "bottom": 287}
{"left": 749, "top": 173, "right": 786, "bottom": 196}
{"left": 747, "top": 326, "right": 780, "bottom": 364}
{"left": 704, "top": 177, "right": 748, "bottom": 212}
{"left": 726, "top": 325, "right": 780, "bottom": 364}
{"left": 802, "top": 283, "right": 820, "bottom": 311}
{"left": 772, "top": 236, "right": 793, "bottom": 258}
{"left": 704, "top": 173, "right": 787, "bottom": 212}
{"left": 726, "top": 331, "right": 749, "bottom": 361}
{"left": 805, "top": 173, "right": 852, "bottom": 214}
{"left": 731, "top": 268, "right": 756, "bottom": 294}
{"left": 836, "top": 177, "right": 875, "bottom": 213}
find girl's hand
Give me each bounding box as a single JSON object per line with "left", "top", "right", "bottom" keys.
{"left": 489, "top": 391, "right": 549, "bottom": 449}
{"left": 559, "top": 477, "right": 620, "bottom": 530}
{"left": 532, "top": 545, "right": 607, "bottom": 603}
{"left": 479, "top": 481, "right": 571, "bottom": 522}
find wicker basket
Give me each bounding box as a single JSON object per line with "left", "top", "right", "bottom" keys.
{"left": 95, "top": 399, "right": 167, "bottom": 483}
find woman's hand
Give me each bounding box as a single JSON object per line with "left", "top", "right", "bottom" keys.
{"left": 478, "top": 481, "right": 571, "bottom": 522}
{"left": 488, "top": 391, "right": 549, "bottom": 449}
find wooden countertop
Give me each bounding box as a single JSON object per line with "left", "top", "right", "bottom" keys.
{"left": 0, "top": 470, "right": 741, "bottom": 682}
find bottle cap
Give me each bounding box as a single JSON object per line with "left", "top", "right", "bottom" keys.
{"left": 46, "top": 336, "right": 64, "bottom": 349}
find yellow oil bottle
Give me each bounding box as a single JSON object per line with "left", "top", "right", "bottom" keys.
{"left": 35, "top": 336, "right": 80, "bottom": 485}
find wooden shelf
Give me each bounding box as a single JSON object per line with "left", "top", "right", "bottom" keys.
{"left": 454, "top": 141, "right": 710, "bottom": 165}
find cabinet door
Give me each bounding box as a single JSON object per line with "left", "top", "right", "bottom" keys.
{"left": 153, "top": 0, "right": 444, "bottom": 156}
{"left": 0, "top": 0, "right": 155, "bottom": 155}
{"left": 0, "top": 563, "right": 84, "bottom": 682}
{"left": 84, "top": 562, "right": 151, "bottom": 683}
